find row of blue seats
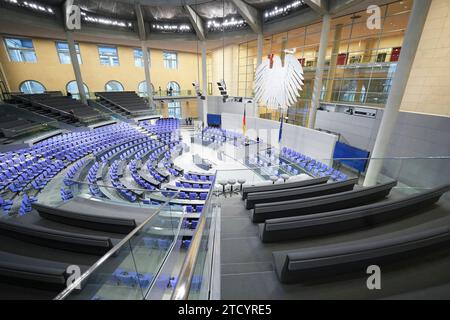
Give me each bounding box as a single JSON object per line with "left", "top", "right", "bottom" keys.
{"left": 162, "top": 190, "right": 208, "bottom": 201}
{"left": 60, "top": 188, "right": 74, "bottom": 201}
{"left": 64, "top": 159, "right": 87, "bottom": 186}
{"left": 18, "top": 193, "right": 38, "bottom": 215}
{"left": 281, "top": 147, "right": 348, "bottom": 181}
{"left": 175, "top": 181, "right": 211, "bottom": 189}
{"left": 183, "top": 173, "right": 214, "bottom": 182}
{"left": 109, "top": 161, "right": 137, "bottom": 202}
{"left": 129, "top": 160, "right": 156, "bottom": 191}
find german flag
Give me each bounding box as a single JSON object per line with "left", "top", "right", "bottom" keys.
{"left": 242, "top": 105, "right": 247, "bottom": 134}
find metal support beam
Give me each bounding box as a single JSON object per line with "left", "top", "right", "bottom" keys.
{"left": 256, "top": 33, "right": 264, "bottom": 67}
{"left": 308, "top": 13, "right": 330, "bottom": 129}
{"left": 134, "top": 4, "right": 152, "bottom": 107}
{"left": 66, "top": 31, "right": 87, "bottom": 104}
{"left": 304, "top": 0, "right": 328, "bottom": 15}
{"left": 230, "top": 0, "right": 262, "bottom": 34}
{"left": 184, "top": 5, "right": 206, "bottom": 41}
{"left": 135, "top": 4, "right": 146, "bottom": 41}
{"left": 328, "top": 0, "right": 365, "bottom": 15}
{"left": 141, "top": 44, "right": 153, "bottom": 107}
{"left": 201, "top": 40, "right": 208, "bottom": 124}
{"left": 364, "top": 0, "right": 432, "bottom": 187}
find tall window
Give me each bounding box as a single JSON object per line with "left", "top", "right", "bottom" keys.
{"left": 168, "top": 101, "right": 182, "bottom": 119}
{"left": 163, "top": 51, "right": 177, "bottom": 69}
{"left": 166, "top": 81, "right": 180, "bottom": 96}
{"left": 20, "top": 80, "right": 45, "bottom": 94}
{"left": 134, "top": 48, "right": 144, "bottom": 67}
{"left": 105, "top": 80, "right": 124, "bottom": 92}
{"left": 66, "top": 81, "right": 89, "bottom": 99}
{"left": 4, "top": 38, "right": 37, "bottom": 62}
{"left": 98, "top": 46, "right": 119, "bottom": 66}
{"left": 56, "top": 42, "right": 82, "bottom": 64}
{"left": 138, "top": 81, "right": 154, "bottom": 97}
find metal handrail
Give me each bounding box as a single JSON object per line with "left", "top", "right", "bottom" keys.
{"left": 171, "top": 175, "right": 217, "bottom": 300}
{"left": 53, "top": 191, "right": 180, "bottom": 300}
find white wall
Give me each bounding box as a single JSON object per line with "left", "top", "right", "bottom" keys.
{"left": 199, "top": 96, "right": 257, "bottom": 122}
{"left": 222, "top": 113, "right": 338, "bottom": 165}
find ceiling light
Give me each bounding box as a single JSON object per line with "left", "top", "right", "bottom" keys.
{"left": 263, "top": 0, "right": 305, "bottom": 21}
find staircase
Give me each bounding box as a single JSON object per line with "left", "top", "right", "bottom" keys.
{"left": 7, "top": 99, "right": 81, "bottom": 126}
{"left": 96, "top": 98, "right": 131, "bottom": 118}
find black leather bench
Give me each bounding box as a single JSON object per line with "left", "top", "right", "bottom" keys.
{"left": 273, "top": 221, "right": 450, "bottom": 283}
{"left": 0, "top": 251, "right": 88, "bottom": 289}
{"left": 245, "top": 178, "right": 358, "bottom": 209}
{"left": 242, "top": 176, "right": 329, "bottom": 200}
{"left": 261, "top": 184, "right": 450, "bottom": 242}
{"left": 0, "top": 219, "right": 114, "bottom": 255}
{"left": 34, "top": 203, "right": 137, "bottom": 234}
{"left": 251, "top": 181, "right": 398, "bottom": 223}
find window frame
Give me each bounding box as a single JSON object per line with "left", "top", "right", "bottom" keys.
{"left": 55, "top": 41, "right": 82, "bottom": 65}
{"left": 4, "top": 37, "right": 37, "bottom": 63}
{"left": 163, "top": 51, "right": 178, "bottom": 69}
{"left": 105, "top": 80, "right": 124, "bottom": 92}
{"left": 19, "top": 80, "right": 46, "bottom": 94}
{"left": 97, "top": 45, "right": 120, "bottom": 66}
{"left": 134, "top": 48, "right": 144, "bottom": 68}
{"left": 66, "top": 80, "right": 89, "bottom": 98}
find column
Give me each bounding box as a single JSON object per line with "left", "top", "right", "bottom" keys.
{"left": 256, "top": 32, "right": 264, "bottom": 67}
{"left": 66, "top": 31, "right": 87, "bottom": 104}
{"left": 363, "top": 0, "right": 432, "bottom": 187}
{"left": 141, "top": 43, "right": 153, "bottom": 108}
{"left": 201, "top": 40, "right": 208, "bottom": 124}
{"left": 308, "top": 14, "right": 331, "bottom": 129}
{"left": 324, "top": 23, "right": 343, "bottom": 102}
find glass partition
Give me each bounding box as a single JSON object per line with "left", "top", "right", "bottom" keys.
{"left": 53, "top": 187, "right": 183, "bottom": 300}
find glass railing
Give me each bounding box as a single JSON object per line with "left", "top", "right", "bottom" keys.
{"left": 52, "top": 186, "right": 186, "bottom": 300}
{"left": 141, "top": 90, "right": 197, "bottom": 99}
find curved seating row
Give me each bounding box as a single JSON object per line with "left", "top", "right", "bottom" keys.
{"left": 0, "top": 251, "right": 87, "bottom": 289}
{"left": 242, "top": 176, "right": 329, "bottom": 200}
{"left": 251, "top": 181, "right": 398, "bottom": 223}
{"left": 261, "top": 184, "right": 450, "bottom": 243}
{"left": 273, "top": 219, "right": 450, "bottom": 283}
{"left": 0, "top": 219, "right": 115, "bottom": 255}
{"left": 245, "top": 178, "right": 359, "bottom": 209}
{"left": 33, "top": 202, "right": 138, "bottom": 234}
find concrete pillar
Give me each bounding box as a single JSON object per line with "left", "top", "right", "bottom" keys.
{"left": 201, "top": 40, "right": 208, "bottom": 124}
{"left": 66, "top": 31, "right": 87, "bottom": 104}
{"left": 308, "top": 13, "right": 330, "bottom": 129}
{"left": 256, "top": 33, "right": 264, "bottom": 67}
{"left": 324, "top": 23, "right": 343, "bottom": 102}
{"left": 364, "top": 0, "right": 432, "bottom": 187}
{"left": 141, "top": 43, "right": 153, "bottom": 108}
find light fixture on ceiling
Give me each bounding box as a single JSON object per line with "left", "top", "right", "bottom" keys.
{"left": 81, "top": 10, "right": 134, "bottom": 28}
{"left": 151, "top": 23, "right": 191, "bottom": 33}
{"left": 207, "top": 16, "right": 247, "bottom": 31}
{"left": 263, "top": 0, "right": 305, "bottom": 21}
{"left": 2, "top": 0, "right": 54, "bottom": 14}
